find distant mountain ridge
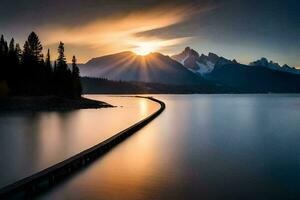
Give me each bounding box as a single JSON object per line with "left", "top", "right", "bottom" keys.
{"left": 79, "top": 51, "right": 208, "bottom": 85}
{"left": 250, "top": 58, "right": 300, "bottom": 74}
{"left": 205, "top": 63, "right": 300, "bottom": 93}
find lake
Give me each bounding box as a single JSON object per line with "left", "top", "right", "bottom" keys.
{"left": 2, "top": 94, "right": 300, "bottom": 199}
{"left": 0, "top": 96, "right": 159, "bottom": 188}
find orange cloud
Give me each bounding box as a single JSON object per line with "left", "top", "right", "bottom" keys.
{"left": 38, "top": 4, "right": 214, "bottom": 62}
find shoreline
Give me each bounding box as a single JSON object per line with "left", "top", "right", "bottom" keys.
{"left": 0, "top": 96, "right": 113, "bottom": 112}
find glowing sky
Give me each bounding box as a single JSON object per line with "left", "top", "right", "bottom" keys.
{"left": 0, "top": 0, "right": 299, "bottom": 67}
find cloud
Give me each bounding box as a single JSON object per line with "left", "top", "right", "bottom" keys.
{"left": 38, "top": 2, "right": 215, "bottom": 62}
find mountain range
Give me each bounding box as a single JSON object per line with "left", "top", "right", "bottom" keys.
{"left": 79, "top": 47, "right": 300, "bottom": 93}
{"left": 80, "top": 51, "right": 205, "bottom": 85}
{"left": 172, "top": 47, "right": 300, "bottom": 92}
{"left": 172, "top": 47, "right": 299, "bottom": 75}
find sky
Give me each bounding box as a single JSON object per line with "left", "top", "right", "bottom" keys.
{"left": 0, "top": 0, "right": 299, "bottom": 67}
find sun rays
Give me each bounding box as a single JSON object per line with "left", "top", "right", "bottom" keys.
{"left": 132, "top": 38, "right": 192, "bottom": 56}
{"left": 133, "top": 42, "right": 160, "bottom": 56}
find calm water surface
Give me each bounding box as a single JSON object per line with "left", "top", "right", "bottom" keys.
{"left": 0, "top": 96, "right": 159, "bottom": 188}
{"left": 38, "top": 94, "right": 300, "bottom": 200}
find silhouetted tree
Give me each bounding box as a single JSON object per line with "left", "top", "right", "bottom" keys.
{"left": 43, "top": 49, "right": 53, "bottom": 92}
{"left": 72, "top": 55, "right": 82, "bottom": 98}
{"left": 45, "top": 49, "right": 51, "bottom": 69}
{"left": 26, "top": 32, "right": 43, "bottom": 63}
{"left": 11, "top": 43, "right": 22, "bottom": 93}
{"left": 55, "top": 42, "right": 73, "bottom": 97}
{"left": 0, "top": 35, "right": 8, "bottom": 81}
{"left": 22, "top": 41, "right": 30, "bottom": 64}
{"left": 0, "top": 35, "right": 5, "bottom": 57}
{"left": 8, "top": 38, "right": 15, "bottom": 54}
{"left": 57, "top": 42, "right": 67, "bottom": 70}
{"left": 8, "top": 38, "right": 19, "bottom": 68}
{"left": 21, "top": 32, "right": 46, "bottom": 94}
{"left": 7, "top": 38, "right": 18, "bottom": 91}
{"left": 72, "top": 55, "right": 79, "bottom": 76}
{"left": 0, "top": 36, "right": 8, "bottom": 57}
{"left": 15, "top": 43, "right": 22, "bottom": 63}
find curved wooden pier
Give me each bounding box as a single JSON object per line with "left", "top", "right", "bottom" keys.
{"left": 0, "top": 96, "right": 165, "bottom": 198}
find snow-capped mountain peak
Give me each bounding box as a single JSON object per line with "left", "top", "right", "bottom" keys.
{"left": 171, "top": 47, "right": 235, "bottom": 75}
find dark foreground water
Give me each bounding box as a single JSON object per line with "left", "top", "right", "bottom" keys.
{"left": 0, "top": 96, "right": 159, "bottom": 188}
{"left": 38, "top": 94, "right": 300, "bottom": 200}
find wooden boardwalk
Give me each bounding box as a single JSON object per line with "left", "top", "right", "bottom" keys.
{"left": 0, "top": 96, "right": 165, "bottom": 199}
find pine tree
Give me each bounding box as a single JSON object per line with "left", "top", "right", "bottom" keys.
{"left": 0, "top": 35, "right": 7, "bottom": 57}
{"left": 0, "top": 35, "right": 6, "bottom": 80}
{"left": 22, "top": 32, "right": 45, "bottom": 95}
{"left": 71, "top": 55, "right": 78, "bottom": 76}
{"left": 72, "top": 55, "right": 82, "bottom": 98}
{"left": 44, "top": 49, "right": 53, "bottom": 93}
{"left": 57, "top": 42, "right": 68, "bottom": 70}
{"left": 4, "top": 41, "right": 8, "bottom": 55}
{"left": 6, "top": 38, "right": 23, "bottom": 94}
{"left": 22, "top": 41, "right": 31, "bottom": 65}
{"left": 27, "top": 32, "right": 43, "bottom": 63}
{"left": 45, "top": 49, "right": 51, "bottom": 69}
{"left": 8, "top": 38, "right": 18, "bottom": 66}
{"left": 55, "top": 42, "right": 72, "bottom": 97}
{"left": 12, "top": 43, "right": 22, "bottom": 94}
{"left": 14, "top": 43, "right": 21, "bottom": 66}
{"left": 0, "top": 35, "right": 4, "bottom": 52}
{"left": 0, "top": 36, "right": 8, "bottom": 81}
{"left": 7, "top": 38, "right": 16, "bottom": 85}
{"left": 8, "top": 38, "right": 15, "bottom": 55}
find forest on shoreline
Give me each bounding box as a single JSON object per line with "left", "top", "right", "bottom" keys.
{"left": 0, "top": 32, "right": 82, "bottom": 99}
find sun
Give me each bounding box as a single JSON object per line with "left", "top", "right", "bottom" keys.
{"left": 133, "top": 42, "right": 159, "bottom": 56}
